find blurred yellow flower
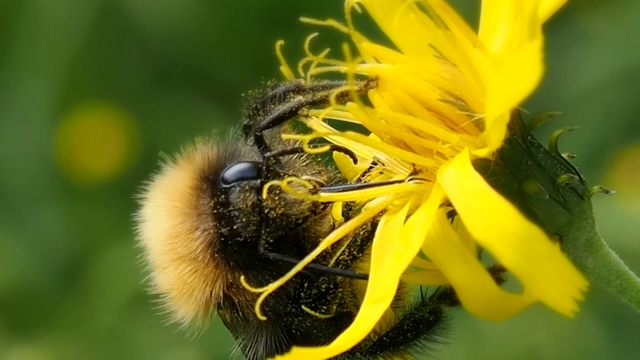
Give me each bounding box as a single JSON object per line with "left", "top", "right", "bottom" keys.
{"left": 605, "top": 143, "right": 640, "bottom": 209}
{"left": 56, "top": 101, "right": 139, "bottom": 185}
{"left": 254, "top": 1, "right": 589, "bottom": 358}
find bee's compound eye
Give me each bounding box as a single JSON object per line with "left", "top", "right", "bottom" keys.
{"left": 220, "top": 161, "right": 262, "bottom": 186}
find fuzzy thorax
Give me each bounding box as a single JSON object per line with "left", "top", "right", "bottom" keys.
{"left": 136, "top": 140, "right": 235, "bottom": 329}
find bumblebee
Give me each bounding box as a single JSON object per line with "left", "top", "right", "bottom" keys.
{"left": 136, "top": 80, "right": 466, "bottom": 359}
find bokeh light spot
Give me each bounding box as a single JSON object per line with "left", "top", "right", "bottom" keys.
{"left": 605, "top": 143, "right": 640, "bottom": 208}
{"left": 55, "top": 102, "right": 140, "bottom": 185}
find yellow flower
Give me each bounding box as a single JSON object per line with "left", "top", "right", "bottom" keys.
{"left": 253, "top": 0, "right": 589, "bottom": 358}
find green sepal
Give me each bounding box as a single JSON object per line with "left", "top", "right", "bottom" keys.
{"left": 474, "top": 111, "right": 640, "bottom": 313}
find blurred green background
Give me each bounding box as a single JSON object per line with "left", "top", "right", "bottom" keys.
{"left": 1, "top": 0, "right": 638, "bottom": 359}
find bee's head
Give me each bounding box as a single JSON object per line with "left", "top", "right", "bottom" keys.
{"left": 135, "top": 138, "right": 334, "bottom": 330}
{"left": 135, "top": 138, "right": 249, "bottom": 330}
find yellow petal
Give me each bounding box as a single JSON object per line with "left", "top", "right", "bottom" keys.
{"left": 483, "top": 36, "right": 543, "bottom": 148}
{"left": 451, "top": 214, "right": 477, "bottom": 254}
{"left": 333, "top": 151, "right": 367, "bottom": 182}
{"left": 539, "top": 0, "right": 569, "bottom": 23}
{"left": 401, "top": 270, "right": 449, "bottom": 285}
{"left": 438, "top": 150, "right": 588, "bottom": 317}
{"left": 480, "top": 0, "right": 545, "bottom": 153}
{"left": 279, "top": 191, "right": 440, "bottom": 359}
{"left": 361, "top": 0, "right": 445, "bottom": 59}
{"left": 479, "top": 0, "right": 541, "bottom": 56}
{"left": 360, "top": 0, "right": 484, "bottom": 89}
{"left": 423, "top": 206, "right": 535, "bottom": 319}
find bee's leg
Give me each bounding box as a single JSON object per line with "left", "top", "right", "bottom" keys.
{"left": 265, "top": 251, "right": 368, "bottom": 280}
{"left": 264, "top": 145, "right": 358, "bottom": 164}
{"left": 246, "top": 79, "right": 374, "bottom": 155}
{"left": 250, "top": 96, "right": 308, "bottom": 154}
{"left": 250, "top": 94, "right": 334, "bottom": 154}
{"left": 337, "top": 266, "right": 509, "bottom": 359}
{"left": 243, "top": 81, "right": 348, "bottom": 142}
{"left": 256, "top": 222, "right": 369, "bottom": 281}
{"left": 339, "top": 287, "right": 451, "bottom": 360}
{"left": 318, "top": 179, "right": 407, "bottom": 193}
{"left": 257, "top": 145, "right": 357, "bottom": 191}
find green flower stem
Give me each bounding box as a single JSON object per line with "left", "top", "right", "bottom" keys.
{"left": 481, "top": 113, "right": 640, "bottom": 314}
{"left": 563, "top": 216, "right": 640, "bottom": 313}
